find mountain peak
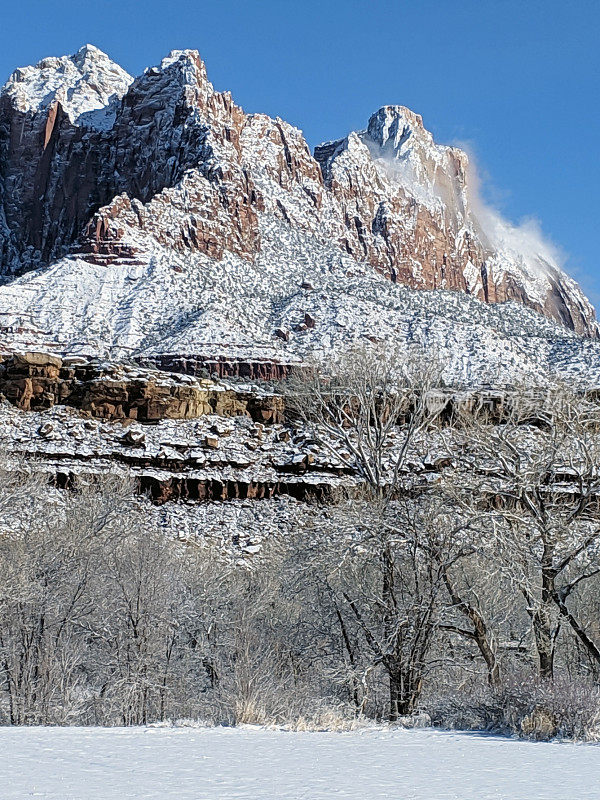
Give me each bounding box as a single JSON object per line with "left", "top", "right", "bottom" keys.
{"left": 367, "top": 104, "right": 424, "bottom": 138}
{"left": 135, "top": 48, "right": 214, "bottom": 110}
{"left": 141, "top": 49, "right": 208, "bottom": 83}
{"left": 363, "top": 105, "right": 434, "bottom": 156}
{"left": 71, "top": 43, "right": 112, "bottom": 65}
{"left": 2, "top": 43, "right": 132, "bottom": 126}
{"left": 160, "top": 48, "right": 204, "bottom": 68}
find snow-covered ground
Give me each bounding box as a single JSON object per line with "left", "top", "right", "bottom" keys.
{"left": 1, "top": 726, "right": 598, "bottom": 799}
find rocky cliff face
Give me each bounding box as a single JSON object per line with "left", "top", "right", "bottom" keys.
{"left": 0, "top": 46, "right": 132, "bottom": 275}
{"left": 0, "top": 351, "right": 284, "bottom": 422}
{"left": 314, "top": 106, "right": 594, "bottom": 334}
{"left": 0, "top": 44, "right": 596, "bottom": 374}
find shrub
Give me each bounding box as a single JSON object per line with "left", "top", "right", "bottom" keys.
{"left": 429, "top": 676, "right": 600, "bottom": 741}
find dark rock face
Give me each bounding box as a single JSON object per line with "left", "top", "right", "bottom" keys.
{"left": 0, "top": 46, "right": 132, "bottom": 276}
{"left": 0, "top": 98, "right": 106, "bottom": 274}
{"left": 143, "top": 354, "right": 297, "bottom": 382}
{"left": 136, "top": 476, "right": 333, "bottom": 505}
{"left": 0, "top": 45, "right": 596, "bottom": 338}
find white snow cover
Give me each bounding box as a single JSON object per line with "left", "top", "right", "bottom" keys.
{"left": 1, "top": 215, "right": 600, "bottom": 387}
{"left": 1, "top": 726, "right": 599, "bottom": 800}
{"left": 2, "top": 44, "right": 132, "bottom": 129}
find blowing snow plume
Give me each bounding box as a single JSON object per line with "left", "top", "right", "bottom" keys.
{"left": 461, "top": 147, "right": 564, "bottom": 276}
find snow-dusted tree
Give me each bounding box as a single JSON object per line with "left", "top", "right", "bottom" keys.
{"left": 91, "top": 525, "right": 186, "bottom": 725}
{"left": 286, "top": 345, "right": 454, "bottom": 719}
{"left": 0, "top": 471, "right": 134, "bottom": 724}
{"left": 450, "top": 385, "right": 600, "bottom": 680}
{"left": 419, "top": 497, "right": 505, "bottom": 689}
{"left": 286, "top": 344, "right": 444, "bottom": 499}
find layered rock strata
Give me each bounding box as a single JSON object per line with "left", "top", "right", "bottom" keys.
{"left": 0, "top": 352, "right": 283, "bottom": 423}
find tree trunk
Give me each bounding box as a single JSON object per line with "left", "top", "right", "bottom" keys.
{"left": 533, "top": 614, "right": 554, "bottom": 680}
{"left": 442, "top": 570, "right": 501, "bottom": 687}
{"left": 335, "top": 605, "right": 361, "bottom": 711}
{"left": 532, "top": 565, "right": 558, "bottom": 680}
{"left": 389, "top": 670, "right": 400, "bottom": 722}
{"left": 388, "top": 664, "right": 422, "bottom": 720}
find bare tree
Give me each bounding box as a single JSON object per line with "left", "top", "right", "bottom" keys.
{"left": 0, "top": 471, "right": 134, "bottom": 723}
{"left": 415, "top": 497, "right": 504, "bottom": 689}
{"left": 286, "top": 344, "right": 444, "bottom": 499}
{"left": 286, "top": 345, "right": 454, "bottom": 719}
{"left": 449, "top": 385, "right": 600, "bottom": 680}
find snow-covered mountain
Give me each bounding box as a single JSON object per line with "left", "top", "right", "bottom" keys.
{"left": 0, "top": 44, "right": 598, "bottom": 387}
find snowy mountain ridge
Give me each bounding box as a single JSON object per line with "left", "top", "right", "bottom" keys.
{"left": 0, "top": 44, "right": 598, "bottom": 387}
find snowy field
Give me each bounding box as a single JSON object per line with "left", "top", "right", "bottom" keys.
{"left": 1, "top": 726, "right": 599, "bottom": 800}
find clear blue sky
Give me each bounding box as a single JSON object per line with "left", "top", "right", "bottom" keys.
{"left": 1, "top": 0, "right": 598, "bottom": 305}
